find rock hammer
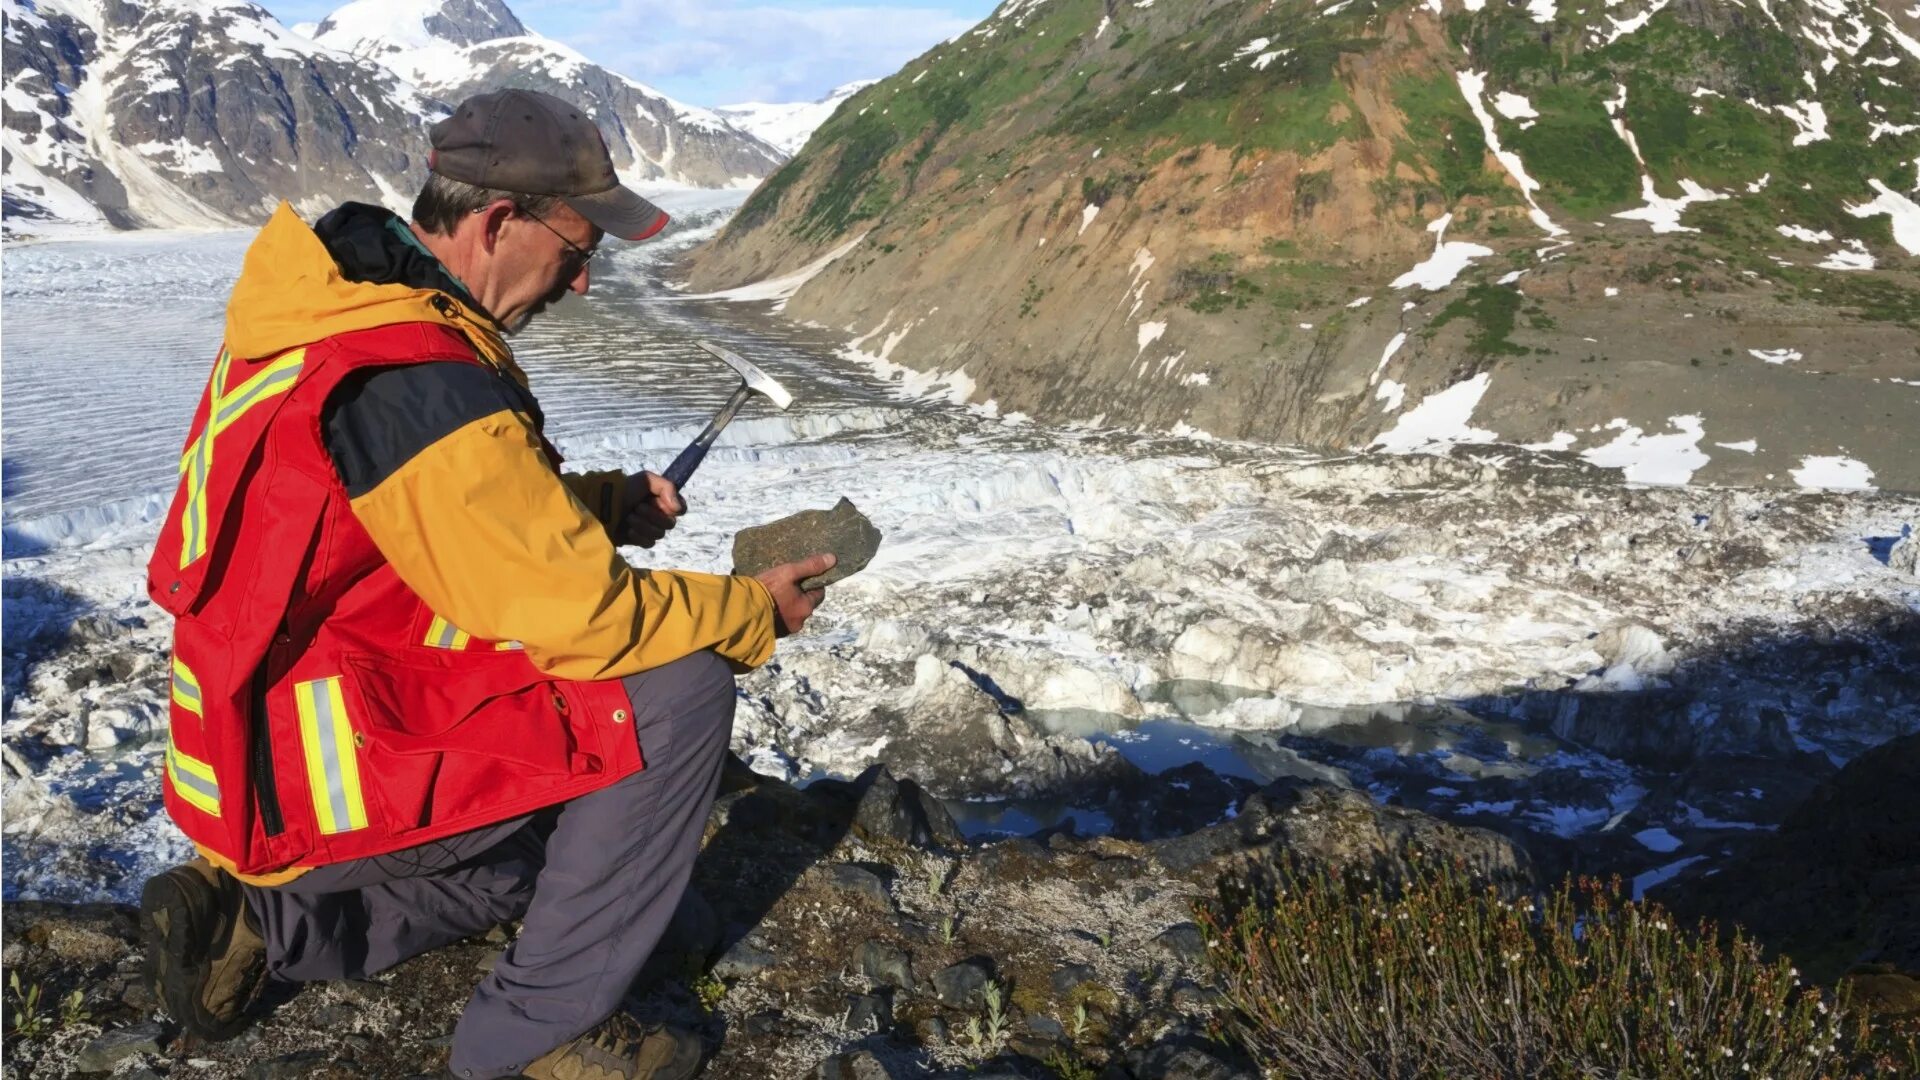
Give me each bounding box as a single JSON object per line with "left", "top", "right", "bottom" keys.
{"left": 660, "top": 340, "right": 794, "bottom": 511}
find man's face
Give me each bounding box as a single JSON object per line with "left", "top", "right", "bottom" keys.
{"left": 490, "top": 201, "right": 603, "bottom": 333}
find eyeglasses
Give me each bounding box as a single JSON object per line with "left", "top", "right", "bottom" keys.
{"left": 523, "top": 208, "right": 600, "bottom": 276}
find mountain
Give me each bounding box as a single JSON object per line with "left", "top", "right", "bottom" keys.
{"left": 310, "top": 0, "right": 785, "bottom": 186}
{"left": 1, "top": 0, "right": 786, "bottom": 237}
{"left": 683, "top": 0, "right": 1920, "bottom": 490}
{"left": 2, "top": 0, "right": 440, "bottom": 234}
{"left": 718, "top": 80, "right": 878, "bottom": 156}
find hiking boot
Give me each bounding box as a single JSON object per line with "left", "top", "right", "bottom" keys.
{"left": 516, "top": 1013, "right": 703, "bottom": 1080}
{"left": 139, "top": 857, "right": 267, "bottom": 1041}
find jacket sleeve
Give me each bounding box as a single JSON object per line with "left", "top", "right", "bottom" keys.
{"left": 323, "top": 362, "right": 776, "bottom": 679}
{"left": 561, "top": 469, "right": 630, "bottom": 531}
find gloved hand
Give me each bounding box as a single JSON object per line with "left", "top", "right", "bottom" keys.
{"left": 614, "top": 470, "right": 681, "bottom": 548}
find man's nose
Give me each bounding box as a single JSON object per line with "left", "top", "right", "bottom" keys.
{"left": 569, "top": 263, "right": 590, "bottom": 296}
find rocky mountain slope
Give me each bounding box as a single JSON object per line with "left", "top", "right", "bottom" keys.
{"left": 2, "top": 0, "right": 439, "bottom": 233}
{"left": 1, "top": 0, "right": 784, "bottom": 236}
{"left": 684, "top": 0, "right": 1920, "bottom": 491}
{"left": 309, "top": 0, "right": 785, "bottom": 187}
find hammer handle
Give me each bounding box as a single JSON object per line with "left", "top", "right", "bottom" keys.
{"left": 661, "top": 383, "right": 756, "bottom": 506}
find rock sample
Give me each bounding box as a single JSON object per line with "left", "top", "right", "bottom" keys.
{"left": 731, "top": 498, "right": 881, "bottom": 592}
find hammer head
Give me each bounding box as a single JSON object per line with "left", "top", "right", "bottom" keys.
{"left": 695, "top": 340, "right": 794, "bottom": 411}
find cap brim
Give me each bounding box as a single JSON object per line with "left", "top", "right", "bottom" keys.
{"left": 566, "top": 184, "right": 669, "bottom": 242}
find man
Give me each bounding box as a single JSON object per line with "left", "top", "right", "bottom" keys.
{"left": 138, "top": 88, "right": 831, "bottom": 1080}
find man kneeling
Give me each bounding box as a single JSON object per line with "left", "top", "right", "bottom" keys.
{"left": 138, "top": 89, "right": 831, "bottom": 1080}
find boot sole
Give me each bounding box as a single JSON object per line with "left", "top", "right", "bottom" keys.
{"left": 140, "top": 870, "right": 251, "bottom": 1042}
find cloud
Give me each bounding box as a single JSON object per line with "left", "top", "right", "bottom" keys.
{"left": 561, "top": 0, "right": 985, "bottom": 104}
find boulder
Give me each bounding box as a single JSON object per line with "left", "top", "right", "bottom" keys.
{"left": 849, "top": 764, "right": 966, "bottom": 850}
{"left": 931, "top": 958, "right": 996, "bottom": 1008}
{"left": 1149, "top": 778, "right": 1532, "bottom": 887}
{"left": 856, "top": 940, "right": 914, "bottom": 991}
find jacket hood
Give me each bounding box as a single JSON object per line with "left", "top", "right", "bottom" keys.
{"left": 224, "top": 202, "right": 513, "bottom": 373}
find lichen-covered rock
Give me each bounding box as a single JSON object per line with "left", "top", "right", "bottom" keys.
{"left": 1150, "top": 778, "right": 1532, "bottom": 887}
{"left": 731, "top": 498, "right": 882, "bottom": 592}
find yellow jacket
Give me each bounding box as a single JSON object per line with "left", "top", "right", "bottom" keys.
{"left": 228, "top": 202, "right": 776, "bottom": 681}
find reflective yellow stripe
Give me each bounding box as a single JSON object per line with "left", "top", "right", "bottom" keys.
{"left": 170, "top": 656, "right": 204, "bottom": 717}
{"left": 295, "top": 677, "right": 368, "bottom": 835}
{"left": 178, "top": 349, "right": 305, "bottom": 570}
{"left": 208, "top": 350, "right": 305, "bottom": 438}
{"left": 425, "top": 615, "right": 472, "bottom": 650}
{"left": 166, "top": 735, "right": 221, "bottom": 817}
{"left": 494, "top": 640, "right": 524, "bottom": 651}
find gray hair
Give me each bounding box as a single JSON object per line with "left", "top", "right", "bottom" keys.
{"left": 411, "top": 173, "right": 562, "bottom": 236}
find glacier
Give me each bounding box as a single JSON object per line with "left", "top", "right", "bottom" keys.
{"left": 4, "top": 190, "right": 1918, "bottom": 903}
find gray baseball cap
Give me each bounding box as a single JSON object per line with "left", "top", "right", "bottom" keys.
{"left": 428, "top": 88, "right": 669, "bottom": 241}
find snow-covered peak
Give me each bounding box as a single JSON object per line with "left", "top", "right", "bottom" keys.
{"left": 717, "top": 80, "right": 878, "bottom": 156}
{"left": 312, "top": 0, "right": 523, "bottom": 50}
{"left": 309, "top": 0, "right": 511, "bottom": 88}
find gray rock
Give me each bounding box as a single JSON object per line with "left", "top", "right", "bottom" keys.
{"left": 246, "top": 1051, "right": 340, "bottom": 1080}
{"left": 931, "top": 958, "right": 995, "bottom": 1008}
{"left": 1132, "top": 1043, "right": 1255, "bottom": 1080}
{"left": 917, "top": 1016, "right": 950, "bottom": 1043}
{"left": 817, "top": 1048, "right": 895, "bottom": 1080}
{"left": 74, "top": 1022, "right": 167, "bottom": 1072}
{"left": 823, "top": 863, "right": 897, "bottom": 913}
{"left": 1891, "top": 533, "right": 1918, "bottom": 578}
{"left": 713, "top": 937, "right": 779, "bottom": 980}
{"left": 845, "top": 991, "right": 893, "bottom": 1033}
{"left": 1149, "top": 779, "right": 1531, "bottom": 888}
{"left": 731, "top": 498, "right": 882, "bottom": 591}
{"left": 1026, "top": 1014, "right": 1067, "bottom": 1039}
{"left": 1151, "top": 923, "right": 1207, "bottom": 965}
{"left": 1170, "top": 981, "right": 1228, "bottom": 1012}
{"left": 742, "top": 1011, "right": 784, "bottom": 1037}
{"left": 1051, "top": 963, "right": 1098, "bottom": 996}
{"left": 856, "top": 940, "right": 915, "bottom": 991}
{"left": 850, "top": 764, "right": 966, "bottom": 849}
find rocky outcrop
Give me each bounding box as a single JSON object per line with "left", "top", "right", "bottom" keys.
{"left": 0, "top": 760, "right": 1523, "bottom": 1078}
{"left": 1656, "top": 731, "right": 1920, "bottom": 987}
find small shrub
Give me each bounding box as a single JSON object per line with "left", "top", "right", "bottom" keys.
{"left": 1199, "top": 859, "right": 1915, "bottom": 1079}
{"left": 690, "top": 974, "right": 726, "bottom": 1015}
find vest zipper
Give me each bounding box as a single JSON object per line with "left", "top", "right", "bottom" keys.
{"left": 250, "top": 653, "right": 285, "bottom": 838}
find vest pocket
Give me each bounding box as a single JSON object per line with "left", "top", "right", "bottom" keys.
{"left": 339, "top": 655, "right": 579, "bottom": 836}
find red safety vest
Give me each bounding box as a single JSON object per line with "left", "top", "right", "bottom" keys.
{"left": 147, "top": 321, "right": 642, "bottom": 876}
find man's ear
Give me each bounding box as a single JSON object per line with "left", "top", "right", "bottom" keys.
{"left": 477, "top": 199, "right": 516, "bottom": 255}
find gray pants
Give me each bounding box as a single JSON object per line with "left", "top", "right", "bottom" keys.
{"left": 244, "top": 651, "right": 736, "bottom": 1079}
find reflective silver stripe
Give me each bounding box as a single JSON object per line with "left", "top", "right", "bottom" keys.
{"left": 169, "top": 747, "right": 220, "bottom": 803}
{"left": 214, "top": 364, "right": 300, "bottom": 424}
{"left": 172, "top": 672, "right": 201, "bottom": 705}
{"left": 435, "top": 620, "right": 460, "bottom": 648}
{"left": 309, "top": 683, "right": 355, "bottom": 831}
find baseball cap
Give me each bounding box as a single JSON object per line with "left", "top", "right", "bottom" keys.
{"left": 428, "top": 89, "right": 669, "bottom": 241}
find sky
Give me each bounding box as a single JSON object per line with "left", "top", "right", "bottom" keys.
{"left": 269, "top": 0, "right": 999, "bottom": 107}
